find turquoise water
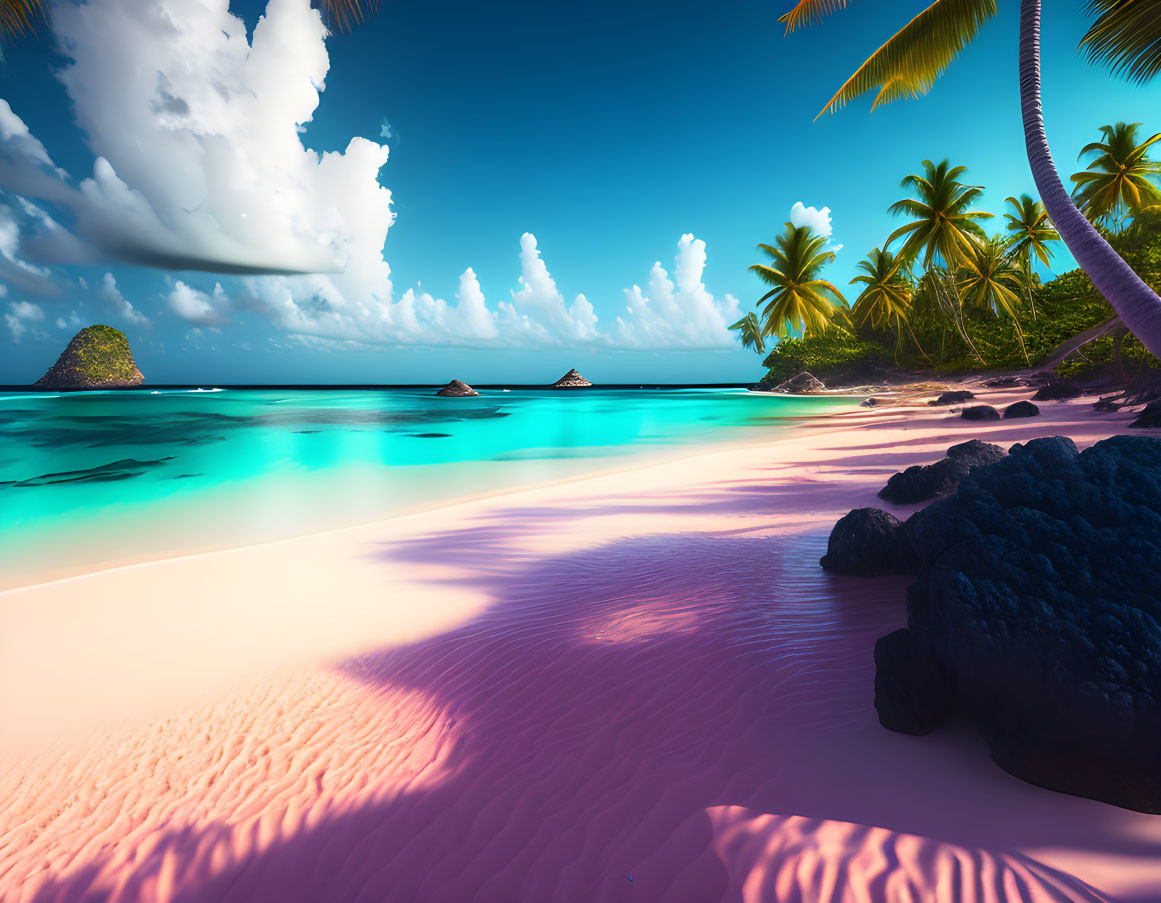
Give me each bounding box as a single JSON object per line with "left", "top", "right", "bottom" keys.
{"left": 0, "top": 387, "right": 845, "bottom": 586}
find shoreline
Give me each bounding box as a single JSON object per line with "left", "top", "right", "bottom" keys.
{"left": 2, "top": 380, "right": 1159, "bottom": 903}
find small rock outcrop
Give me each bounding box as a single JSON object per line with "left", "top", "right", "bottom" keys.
{"left": 861, "top": 397, "right": 881, "bottom": 407}
{"left": 819, "top": 508, "right": 918, "bottom": 576}
{"left": 774, "top": 371, "right": 825, "bottom": 394}
{"left": 1003, "top": 400, "right": 1040, "bottom": 419}
{"left": 436, "top": 379, "right": 480, "bottom": 397}
{"left": 552, "top": 368, "right": 592, "bottom": 389}
{"left": 961, "top": 404, "right": 1001, "bottom": 421}
{"left": 34, "top": 325, "right": 143, "bottom": 389}
{"left": 879, "top": 439, "right": 1006, "bottom": 505}
{"left": 983, "top": 376, "right": 1021, "bottom": 388}
{"left": 1132, "top": 401, "right": 1161, "bottom": 428}
{"left": 929, "top": 390, "right": 974, "bottom": 406}
{"left": 1032, "top": 381, "right": 1082, "bottom": 401}
{"left": 876, "top": 435, "right": 1161, "bottom": 813}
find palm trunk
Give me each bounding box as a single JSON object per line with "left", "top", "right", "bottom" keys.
{"left": 1020, "top": 0, "right": 1161, "bottom": 358}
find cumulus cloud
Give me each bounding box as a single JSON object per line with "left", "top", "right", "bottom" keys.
{"left": 5, "top": 300, "right": 44, "bottom": 341}
{"left": 241, "top": 232, "right": 739, "bottom": 350}
{"left": 98, "top": 273, "right": 149, "bottom": 327}
{"left": 790, "top": 202, "right": 833, "bottom": 240}
{"left": 167, "top": 281, "right": 231, "bottom": 326}
{"left": 0, "top": 0, "right": 392, "bottom": 277}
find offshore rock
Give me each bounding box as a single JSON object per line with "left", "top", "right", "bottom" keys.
{"left": 961, "top": 404, "right": 1002, "bottom": 421}
{"left": 929, "top": 390, "right": 974, "bottom": 406}
{"left": 34, "top": 325, "right": 143, "bottom": 389}
{"left": 436, "top": 380, "right": 480, "bottom": 397}
{"left": 552, "top": 368, "right": 592, "bottom": 389}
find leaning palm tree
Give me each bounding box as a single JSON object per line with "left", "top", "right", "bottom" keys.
{"left": 729, "top": 312, "right": 767, "bottom": 354}
{"left": 749, "top": 223, "right": 847, "bottom": 340}
{"left": 850, "top": 247, "right": 927, "bottom": 361}
{"left": 886, "top": 159, "right": 992, "bottom": 271}
{"left": 1070, "top": 122, "right": 1161, "bottom": 232}
{"left": 778, "top": 0, "right": 1161, "bottom": 359}
{"left": 959, "top": 235, "right": 1031, "bottom": 363}
{"left": 0, "top": 0, "right": 46, "bottom": 38}
{"left": 1004, "top": 193, "right": 1059, "bottom": 320}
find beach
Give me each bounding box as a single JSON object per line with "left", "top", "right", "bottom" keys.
{"left": 2, "top": 383, "right": 1160, "bottom": 903}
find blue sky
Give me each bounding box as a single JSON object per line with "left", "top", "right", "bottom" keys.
{"left": 0, "top": 0, "right": 1157, "bottom": 385}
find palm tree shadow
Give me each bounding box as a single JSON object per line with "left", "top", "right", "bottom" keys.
{"left": 28, "top": 527, "right": 1159, "bottom": 902}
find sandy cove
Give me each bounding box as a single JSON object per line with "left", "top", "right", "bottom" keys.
{"left": 2, "top": 383, "right": 1160, "bottom": 903}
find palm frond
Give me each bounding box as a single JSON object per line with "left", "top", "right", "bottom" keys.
{"left": 315, "top": 0, "right": 379, "bottom": 32}
{"left": 816, "top": 0, "right": 998, "bottom": 117}
{"left": 1079, "top": 0, "right": 1161, "bottom": 84}
{"left": 0, "top": 0, "right": 47, "bottom": 39}
{"left": 778, "top": 0, "right": 854, "bottom": 34}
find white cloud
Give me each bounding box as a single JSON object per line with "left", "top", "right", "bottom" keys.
{"left": 0, "top": 0, "right": 392, "bottom": 277}
{"left": 167, "top": 281, "right": 231, "bottom": 326}
{"left": 98, "top": 273, "right": 149, "bottom": 327}
{"left": 790, "top": 202, "right": 833, "bottom": 240}
{"left": 5, "top": 300, "right": 44, "bottom": 342}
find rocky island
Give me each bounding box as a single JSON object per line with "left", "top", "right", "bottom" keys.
{"left": 551, "top": 368, "right": 591, "bottom": 389}
{"left": 435, "top": 379, "right": 480, "bottom": 397}
{"left": 34, "top": 325, "right": 144, "bottom": 389}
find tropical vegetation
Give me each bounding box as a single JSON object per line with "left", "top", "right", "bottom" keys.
{"left": 737, "top": 126, "right": 1161, "bottom": 387}
{"left": 777, "top": 0, "right": 1161, "bottom": 363}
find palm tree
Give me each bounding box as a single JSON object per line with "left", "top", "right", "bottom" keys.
{"left": 1070, "top": 122, "right": 1161, "bottom": 231}
{"left": 1004, "top": 193, "right": 1058, "bottom": 320}
{"left": 316, "top": 0, "right": 379, "bottom": 31}
{"left": 886, "top": 160, "right": 992, "bottom": 271}
{"left": 729, "top": 312, "right": 766, "bottom": 354}
{"left": 0, "top": 0, "right": 46, "bottom": 38}
{"left": 850, "top": 247, "right": 927, "bottom": 361}
{"left": 958, "top": 235, "right": 1031, "bottom": 362}
{"left": 778, "top": 0, "right": 1161, "bottom": 360}
{"left": 749, "top": 223, "right": 847, "bottom": 340}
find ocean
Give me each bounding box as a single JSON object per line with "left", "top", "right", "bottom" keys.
{"left": 0, "top": 387, "right": 846, "bottom": 587}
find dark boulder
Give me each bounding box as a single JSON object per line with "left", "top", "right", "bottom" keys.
{"left": 436, "top": 379, "right": 480, "bottom": 397}
{"left": 1002, "top": 400, "right": 1040, "bottom": 419}
{"left": 860, "top": 397, "right": 881, "bottom": 408}
{"left": 1132, "top": 402, "right": 1161, "bottom": 428}
{"left": 1032, "top": 381, "right": 1082, "bottom": 401}
{"left": 819, "top": 508, "right": 918, "bottom": 576}
{"left": 775, "top": 371, "right": 825, "bottom": 394}
{"left": 1094, "top": 396, "right": 1122, "bottom": 413}
{"left": 879, "top": 439, "right": 1007, "bottom": 504}
{"left": 929, "top": 390, "right": 975, "bottom": 406}
{"left": 961, "top": 404, "right": 1001, "bottom": 421}
{"left": 982, "top": 376, "right": 1021, "bottom": 388}
{"left": 876, "top": 435, "right": 1161, "bottom": 812}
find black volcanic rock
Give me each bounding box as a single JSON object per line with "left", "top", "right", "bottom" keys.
{"left": 34, "top": 325, "right": 143, "bottom": 389}
{"left": 1132, "top": 401, "right": 1161, "bottom": 428}
{"left": 1003, "top": 400, "right": 1040, "bottom": 419}
{"left": 879, "top": 439, "right": 1007, "bottom": 505}
{"left": 819, "top": 507, "right": 918, "bottom": 576}
{"left": 929, "top": 390, "right": 974, "bottom": 406}
{"left": 875, "top": 435, "right": 1161, "bottom": 812}
{"left": 552, "top": 368, "right": 592, "bottom": 388}
{"left": 774, "top": 371, "right": 825, "bottom": 394}
{"left": 1032, "top": 381, "right": 1082, "bottom": 401}
{"left": 961, "top": 404, "right": 1001, "bottom": 421}
{"left": 436, "top": 379, "right": 479, "bottom": 397}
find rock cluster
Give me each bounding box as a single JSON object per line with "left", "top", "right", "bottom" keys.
{"left": 929, "top": 390, "right": 974, "bottom": 406}
{"left": 1132, "top": 402, "right": 1161, "bottom": 428}
{"left": 34, "top": 325, "right": 144, "bottom": 389}
{"left": 960, "top": 404, "right": 1001, "bottom": 421}
{"left": 860, "top": 435, "right": 1161, "bottom": 812}
{"left": 774, "top": 372, "right": 826, "bottom": 394}
{"left": 1003, "top": 400, "right": 1040, "bottom": 419}
{"left": 878, "top": 439, "right": 1006, "bottom": 505}
{"left": 436, "top": 380, "right": 480, "bottom": 397}
{"left": 818, "top": 508, "right": 917, "bottom": 576}
{"left": 1032, "top": 381, "right": 1082, "bottom": 401}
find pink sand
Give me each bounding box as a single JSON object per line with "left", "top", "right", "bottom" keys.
{"left": 2, "top": 384, "right": 1160, "bottom": 902}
